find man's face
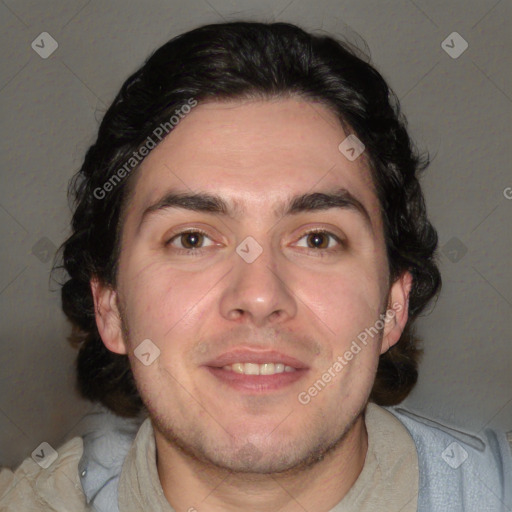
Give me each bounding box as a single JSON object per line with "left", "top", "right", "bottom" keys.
{"left": 94, "top": 97, "right": 410, "bottom": 473}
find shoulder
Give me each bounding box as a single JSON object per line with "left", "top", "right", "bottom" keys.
{"left": 385, "top": 405, "right": 512, "bottom": 512}
{"left": 78, "top": 406, "right": 145, "bottom": 510}
{"left": 0, "top": 436, "right": 87, "bottom": 511}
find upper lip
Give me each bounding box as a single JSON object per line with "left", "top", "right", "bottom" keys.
{"left": 204, "top": 349, "right": 309, "bottom": 369}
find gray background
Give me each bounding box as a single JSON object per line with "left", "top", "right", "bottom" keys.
{"left": 0, "top": 0, "right": 510, "bottom": 469}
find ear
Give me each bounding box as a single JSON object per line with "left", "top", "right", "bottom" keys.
{"left": 90, "top": 277, "right": 127, "bottom": 355}
{"left": 380, "top": 270, "right": 413, "bottom": 354}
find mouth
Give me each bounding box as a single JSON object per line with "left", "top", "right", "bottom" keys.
{"left": 221, "top": 362, "right": 298, "bottom": 375}
{"left": 203, "top": 349, "right": 310, "bottom": 392}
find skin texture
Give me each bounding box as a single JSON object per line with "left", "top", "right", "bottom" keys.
{"left": 91, "top": 97, "right": 412, "bottom": 512}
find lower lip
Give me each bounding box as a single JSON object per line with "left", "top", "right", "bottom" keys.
{"left": 205, "top": 367, "right": 308, "bottom": 392}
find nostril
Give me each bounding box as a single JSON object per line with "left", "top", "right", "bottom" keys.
{"left": 227, "top": 308, "right": 245, "bottom": 320}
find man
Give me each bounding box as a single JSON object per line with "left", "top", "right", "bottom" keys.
{"left": 1, "top": 21, "right": 510, "bottom": 512}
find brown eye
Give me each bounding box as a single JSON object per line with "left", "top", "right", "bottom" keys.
{"left": 166, "top": 230, "right": 215, "bottom": 251}
{"left": 306, "top": 232, "right": 330, "bottom": 249}
{"left": 180, "top": 232, "right": 204, "bottom": 249}
{"left": 295, "top": 230, "right": 341, "bottom": 251}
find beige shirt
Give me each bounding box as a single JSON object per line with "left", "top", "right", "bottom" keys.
{"left": 0, "top": 437, "right": 87, "bottom": 512}
{"left": 118, "top": 403, "right": 419, "bottom": 512}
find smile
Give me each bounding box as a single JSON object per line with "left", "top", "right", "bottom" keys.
{"left": 222, "top": 362, "right": 297, "bottom": 375}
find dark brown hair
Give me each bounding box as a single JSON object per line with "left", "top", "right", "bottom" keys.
{"left": 55, "top": 21, "right": 441, "bottom": 417}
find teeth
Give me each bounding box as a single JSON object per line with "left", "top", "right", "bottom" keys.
{"left": 221, "top": 362, "right": 296, "bottom": 375}
{"left": 260, "top": 363, "right": 275, "bottom": 375}
{"left": 244, "top": 363, "right": 260, "bottom": 375}
{"left": 231, "top": 363, "right": 244, "bottom": 374}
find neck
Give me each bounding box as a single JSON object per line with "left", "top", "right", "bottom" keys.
{"left": 154, "top": 413, "right": 368, "bottom": 512}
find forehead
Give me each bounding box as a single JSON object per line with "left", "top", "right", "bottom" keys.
{"left": 125, "top": 97, "right": 380, "bottom": 227}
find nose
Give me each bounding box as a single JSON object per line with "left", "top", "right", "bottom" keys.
{"left": 218, "top": 240, "right": 298, "bottom": 327}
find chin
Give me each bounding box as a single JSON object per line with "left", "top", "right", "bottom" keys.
{"left": 204, "top": 443, "right": 312, "bottom": 474}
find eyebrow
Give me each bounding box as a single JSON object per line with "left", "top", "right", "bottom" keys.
{"left": 137, "top": 187, "right": 373, "bottom": 233}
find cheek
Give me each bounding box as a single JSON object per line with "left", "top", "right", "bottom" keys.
{"left": 300, "top": 260, "right": 385, "bottom": 344}
{"left": 299, "top": 264, "right": 384, "bottom": 409}
{"left": 119, "top": 258, "right": 225, "bottom": 346}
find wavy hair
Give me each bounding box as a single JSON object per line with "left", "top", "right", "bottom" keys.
{"left": 55, "top": 21, "right": 441, "bottom": 417}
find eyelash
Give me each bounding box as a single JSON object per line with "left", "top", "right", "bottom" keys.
{"left": 165, "top": 228, "right": 345, "bottom": 257}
